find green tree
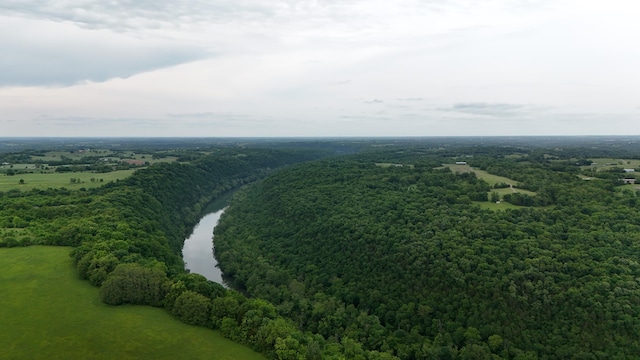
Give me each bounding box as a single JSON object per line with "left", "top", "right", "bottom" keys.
{"left": 171, "top": 290, "right": 212, "bottom": 327}
{"left": 100, "top": 263, "right": 169, "bottom": 306}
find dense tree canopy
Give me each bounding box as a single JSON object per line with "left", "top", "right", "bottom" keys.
{"left": 214, "top": 150, "right": 640, "bottom": 358}
{"left": 4, "top": 140, "right": 640, "bottom": 359}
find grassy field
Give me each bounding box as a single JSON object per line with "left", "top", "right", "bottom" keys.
{"left": 445, "top": 164, "right": 518, "bottom": 186}
{"left": 579, "top": 158, "right": 640, "bottom": 171}
{"left": 0, "top": 169, "right": 137, "bottom": 191}
{"left": 618, "top": 183, "right": 640, "bottom": 192}
{"left": 471, "top": 168, "right": 520, "bottom": 187}
{"left": 0, "top": 246, "right": 265, "bottom": 360}
{"left": 491, "top": 187, "right": 536, "bottom": 198}
{"left": 27, "top": 150, "right": 178, "bottom": 165}
{"left": 443, "top": 164, "right": 535, "bottom": 194}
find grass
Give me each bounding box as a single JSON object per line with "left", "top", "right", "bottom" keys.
{"left": 490, "top": 187, "right": 537, "bottom": 197}
{"left": 471, "top": 169, "right": 520, "bottom": 187}
{"left": 28, "top": 150, "right": 178, "bottom": 165}
{"left": 444, "top": 164, "right": 518, "bottom": 186}
{"left": 444, "top": 164, "right": 474, "bottom": 173}
{"left": 0, "top": 246, "right": 265, "bottom": 360}
{"left": 579, "top": 158, "right": 640, "bottom": 171}
{"left": 618, "top": 183, "right": 640, "bottom": 192}
{"left": 443, "top": 163, "right": 534, "bottom": 194}
{"left": 443, "top": 163, "right": 542, "bottom": 210}
{"left": 0, "top": 170, "right": 137, "bottom": 191}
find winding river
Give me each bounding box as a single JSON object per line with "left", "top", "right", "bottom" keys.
{"left": 182, "top": 208, "right": 228, "bottom": 287}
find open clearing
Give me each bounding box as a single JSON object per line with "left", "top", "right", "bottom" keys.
{"left": 491, "top": 187, "right": 536, "bottom": 198}
{"left": 443, "top": 163, "right": 536, "bottom": 196}
{"left": 0, "top": 246, "right": 264, "bottom": 360}
{"left": 579, "top": 158, "right": 640, "bottom": 171}
{"left": 0, "top": 169, "right": 137, "bottom": 191}
{"left": 445, "top": 164, "right": 520, "bottom": 186}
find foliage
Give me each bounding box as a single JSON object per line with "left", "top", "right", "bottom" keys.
{"left": 0, "top": 246, "right": 265, "bottom": 360}
{"left": 214, "top": 152, "right": 640, "bottom": 358}
{"left": 171, "top": 290, "right": 212, "bottom": 327}
{"left": 7, "top": 140, "right": 640, "bottom": 359}
{"left": 100, "top": 263, "right": 170, "bottom": 306}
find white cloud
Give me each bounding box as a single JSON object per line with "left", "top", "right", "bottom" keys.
{"left": 1, "top": 0, "right": 639, "bottom": 136}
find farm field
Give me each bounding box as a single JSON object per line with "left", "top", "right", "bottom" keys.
{"left": 0, "top": 169, "right": 137, "bottom": 191}
{"left": 578, "top": 158, "right": 640, "bottom": 171}
{"left": 0, "top": 246, "right": 264, "bottom": 360}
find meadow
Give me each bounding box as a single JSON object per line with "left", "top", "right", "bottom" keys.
{"left": 0, "top": 169, "right": 137, "bottom": 191}
{"left": 444, "top": 163, "right": 537, "bottom": 206}
{"left": 578, "top": 157, "right": 640, "bottom": 171}
{"left": 0, "top": 246, "right": 264, "bottom": 360}
{"left": 445, "top": 163, "right": 520, "bottom": 186}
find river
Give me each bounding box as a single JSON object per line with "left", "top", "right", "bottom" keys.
{"left": 182, "top": 208, "right": 229, "bottom": 287}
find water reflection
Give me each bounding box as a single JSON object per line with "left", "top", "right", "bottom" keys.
{"left": 182, "top": 209, "right": 228, "bottom": 287}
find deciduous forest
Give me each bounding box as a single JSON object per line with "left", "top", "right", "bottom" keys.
{"left": 1, "top": 137, "right": 640, "bottom": 359}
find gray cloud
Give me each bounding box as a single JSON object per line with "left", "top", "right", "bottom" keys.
{"left": 364, "top": 99, "right": 384, "bottom": 104}
{"left": 33, "top": 113, "right": 266, "bottom": 130}
{"left": 0, "top": 16, "right": 208, "bottom": 86}
{"left": 0, "top": 1, "right": 275, "bottom": 31}
{"left": 438, "top": 102, "right": 543, "bottom": 117}
{"left": 32, "top": 116, "right": 173, "bottom": 130}
{"left": 167, "top": 112, "right": 259, "bottom": 124}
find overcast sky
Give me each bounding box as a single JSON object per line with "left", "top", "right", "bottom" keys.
{"left": 1, "top": 0, "right": 639, "bottom": 137}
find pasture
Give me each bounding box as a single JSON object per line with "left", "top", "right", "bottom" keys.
{"left": 443, "top": 163, "right": 534, "bottom": 194}
{"left": 445, "top": 164, "right": 520, "bottom": 186}
{"left": 579, "top": 158, "right": 640, "bottom": 171}
{"left": 491, "top": 187, "right": 537, "bottom": 198}
{"left": 0, "top": 246, "right": 264, "bottom": 360}
{"left": 0, "top": 169, "right": 137, "bottom": 191}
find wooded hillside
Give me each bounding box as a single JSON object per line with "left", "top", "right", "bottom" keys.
{"left": 214, "top": 149, "right": 640, "bottom": 358}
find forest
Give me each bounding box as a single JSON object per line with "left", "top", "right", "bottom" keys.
{"left": 213, "top": 143, "right": 640, "bottom": 359}
{"left": 2, "top": 137, "right": 640, "bottom": 359}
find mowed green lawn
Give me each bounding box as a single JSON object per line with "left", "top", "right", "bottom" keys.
{"left": 0, "top": 169, "right": 137, "bottom": 191}
{"left": 0, "top": 246, "right": 264, "bottom": 360}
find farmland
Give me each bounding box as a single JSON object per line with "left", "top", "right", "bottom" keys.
{"left": 0, "top": 148, "right": 181, "bottom": 191}
{"left": 0, "top": 246, "right": 264, "bottom": 360}
{"left": 0, "top": 169, "right": 137, "bottom": 191}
